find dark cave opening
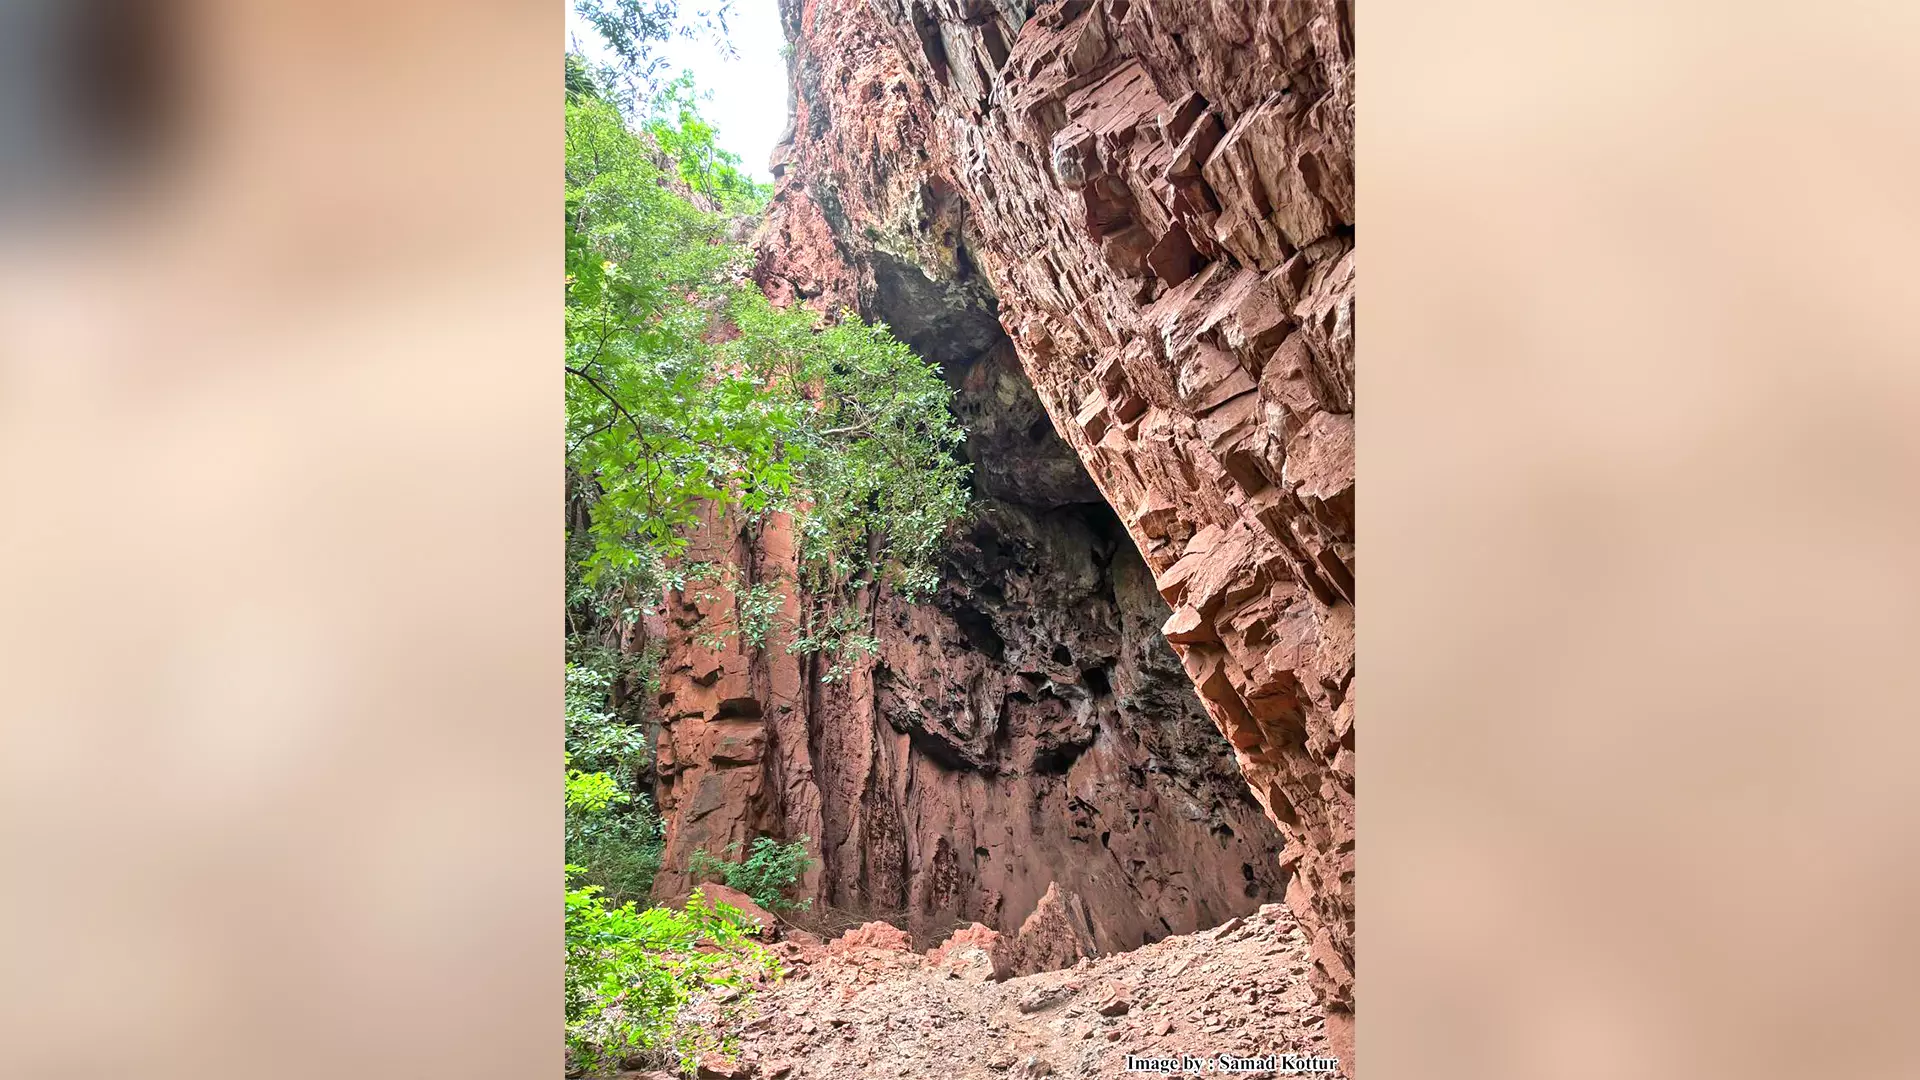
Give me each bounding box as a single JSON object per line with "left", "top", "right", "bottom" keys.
{"left": 948, "top": 602, "right": 1007, "bottom": 662}
{"left": 852, "top": 242, "right": 1287, "bottom": 954}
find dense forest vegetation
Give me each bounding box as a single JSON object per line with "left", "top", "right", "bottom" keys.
{"left": 562, "top": 2, "right": 969, "bottom": 1072}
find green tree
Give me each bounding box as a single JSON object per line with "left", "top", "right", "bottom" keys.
{"left": 564, "top": 82, "right": 968, "bottom": 662}
{"left": 565, "top": 661, "right": 663, "bottom": 907}
{"left": 645, "top": 71, "right": 770, "bottom": 213}
{"left": 566, "top": 871, "right": 775, "bottom": 1074}
{"left": 571, "top": 0, "right": 740, "bottom": 109}
{"left": 561, "top": 17, "right": 970, "bottom": 1072}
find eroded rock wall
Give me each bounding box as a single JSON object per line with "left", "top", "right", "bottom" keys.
{"left": 650, "top": 354, "right": 1289, "bottom": 956}
{"left": 756, "top": 0, "right": 1356, "bottom": 1059}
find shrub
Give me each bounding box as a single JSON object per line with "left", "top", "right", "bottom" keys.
{"left": 565, "top": 871, "right": 777, "bottom": 1076}
{"left": 564, "top": 661, "right": 649, "bottom": 777}
{"left": 686, "top": 835, "right": 816, "bottom": 913}
{"left": 566, "top": 754, "right": 664, "bottom": 908}
{"left": 564, "top": 653, "right": 664, "bottom": 906}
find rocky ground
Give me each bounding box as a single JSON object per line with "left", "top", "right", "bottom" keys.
{"left": 630, "top": 899, "right": 1340, "bottom": 1080}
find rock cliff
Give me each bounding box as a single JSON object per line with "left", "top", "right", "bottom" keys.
{"left": 754, "top": 0, "right": 1356, "bottom": 1059}
{"left": 649, "top": 335, "right": 1289, "bottom": 958}
{"left": 659, "top": 0, "right": 1354, "bottom": 1064}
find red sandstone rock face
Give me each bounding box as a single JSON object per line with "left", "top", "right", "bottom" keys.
{"left": 650, "top": 466, "right": 1289, "bottom": 956}
{"left": 755, "top": 0, "right": 1356, "bottom": 1062}
{"left": 658, "top": 54, "right": 1297, "bottom": 949}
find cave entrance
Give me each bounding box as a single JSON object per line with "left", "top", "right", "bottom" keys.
{"left": 846, "top": 248, "right": 1288, "bottom": 958}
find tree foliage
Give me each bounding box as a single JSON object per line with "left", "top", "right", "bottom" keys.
{"left": 571, "top": 0, "right": 740, "bottom": 107}
{"left": 562, "top": 9, "right": 971, "bottom": 1071}
{"left": 647, "top": 71, "right": 770, "bottom": 213}
{"left": 566, "top": 874, "right": 775, "bottom": 1074}
{"left": 565, "top": 659, "right": 663, "bottom": 908}
{"left": 564, "top": 69, "right": 969, "bottom": 660}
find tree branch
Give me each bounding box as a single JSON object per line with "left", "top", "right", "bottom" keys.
{"left": 566, "top": 416, "right": 617, "bottom": 456}
{"left": 566, "top": 365, "right": 647, "bottom": 443}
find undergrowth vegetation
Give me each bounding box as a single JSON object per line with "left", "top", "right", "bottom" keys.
{"left": 687, "top": 836, "right": 818, "bottom": 913}
{"left": 561, "top": 2, "right": 971, "bottom": 1073}
{"left": 565, "top": 661, "right": 662, "bottom": 908}
{"left": 565, "top": 872, "right": 776, "bottom": 1074}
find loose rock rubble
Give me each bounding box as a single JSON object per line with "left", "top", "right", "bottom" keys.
{"left": 627, "top": 901, "right": 1339, "bottom": 1080}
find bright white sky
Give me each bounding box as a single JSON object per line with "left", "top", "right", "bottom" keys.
{"left": 565, "top": 0, "right": 789, "bottom": 183}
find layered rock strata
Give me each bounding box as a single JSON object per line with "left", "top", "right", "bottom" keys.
{"left": 754, "top": 0, "right": 1356, "bottom": 1060}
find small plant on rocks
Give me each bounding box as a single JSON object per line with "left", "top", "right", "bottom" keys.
{"left": 687, "top": 835, "right": 816, "bottom": 913}
{"left": 565, "top": 870, "right": 776, "bottom": 1076}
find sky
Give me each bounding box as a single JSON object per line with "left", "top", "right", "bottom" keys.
{"left": 565, "top": 0, "right": 790, "bottom": 183}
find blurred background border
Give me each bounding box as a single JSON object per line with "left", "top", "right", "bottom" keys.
{"left": 2, "top": 1, "right": 1918, "bottom": 1078}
